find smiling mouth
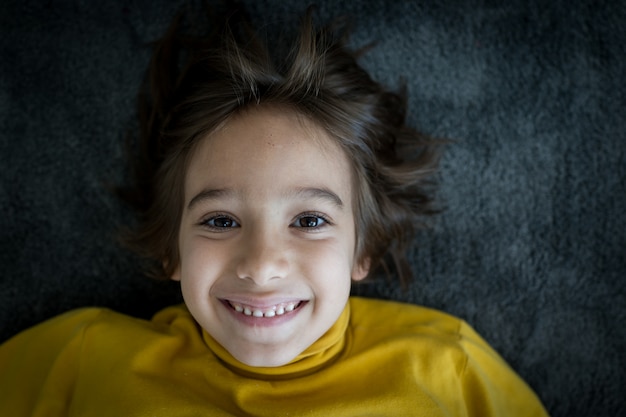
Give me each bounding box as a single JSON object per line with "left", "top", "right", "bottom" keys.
{"left": 226, "top": 300, "right": 304, "bottom": 318}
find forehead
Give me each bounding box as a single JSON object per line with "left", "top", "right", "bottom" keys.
{"left": 184, "top": 106, "right": 355, "bottom": 206}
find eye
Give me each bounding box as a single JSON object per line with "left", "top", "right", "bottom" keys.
{"left": 201, "top": 214, "right": 240, "bottom": 231}
{"left": 291, "top": 213, "right": 331, "bottom": 229}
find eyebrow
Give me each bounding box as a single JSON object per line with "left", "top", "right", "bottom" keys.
{"left": 187, "top": 188, "right": 235, "bottom": 210}
{"left": 288, "top": 187, "right": 344, "bottom": 209}
{"left": 187, "top": 187, "right": 344, "bottom": 210}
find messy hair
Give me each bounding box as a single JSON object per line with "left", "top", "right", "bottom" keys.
{"left": 121, "top": 5, "right": 441, "bottom": 285}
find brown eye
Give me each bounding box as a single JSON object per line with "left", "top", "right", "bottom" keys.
{"left": 292, "top": 214, "right": 329, "bottom": 229}
{"left": 214, "top": 217, "right": 235, "bottom": 227}
{"left": 299, "top": 216, "right": 320, "bottom": 227}
{"left": 203, "top": 215, "right": 239, "bottom": 230}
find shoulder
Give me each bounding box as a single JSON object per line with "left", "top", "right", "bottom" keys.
{"left": 347, "top": 297, "right": 472, "bottom": 375}
{"left": 348, "top": 296, "right": 465, "bottom": 339}
{"left": 348, "top": 296, "right": 501, "bottom": 365}
{"left": 347, "top": 297, "right": 500, "bottom": 380}
{"left": 49, "top": 304, "right": 193, "bottom": 334}
{"left": 73, "top": 304, "right": 199, "bottom": 347}
{"left": 1, "top": 307, "right": 118, "bottom": 349}
{"left": 1, "top": 304, "right": 196, "bottom": 354}
{"left": 347, "top": 297, "right": 549, "bottom": 416}
{"left": 0, "top": 304, "right": 201, "bottom": 384}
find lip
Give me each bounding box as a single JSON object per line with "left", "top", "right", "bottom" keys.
{"left": 220, "top": 298, "right": 307, "bottom": 327}
{"left": 220, "top": 296, "right": 305, "bottom": 309}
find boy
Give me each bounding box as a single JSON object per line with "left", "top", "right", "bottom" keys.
{"left": 0, "top": 6, "right": 549, "bottom": 416}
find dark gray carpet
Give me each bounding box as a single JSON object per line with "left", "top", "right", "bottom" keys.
{"left": 1, "top": 0, "right": 624, "bottom": 416}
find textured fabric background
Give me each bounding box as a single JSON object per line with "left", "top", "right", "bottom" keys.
{"left": 1, "top": 0, "right": 624, "bottom": 416}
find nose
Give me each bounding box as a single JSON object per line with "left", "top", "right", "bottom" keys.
{"left": 235, "top": 227, "right": 289, "bottom": 285}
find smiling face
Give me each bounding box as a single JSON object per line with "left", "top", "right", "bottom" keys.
{"left": 173, "top": 105, "right": 368, "bottom": 367}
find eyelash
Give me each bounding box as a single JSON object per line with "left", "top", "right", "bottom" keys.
{"left": 291, "top": 212, "right": 333, "bottom": 230}
{"left": 198, "top": 212, "right": 333, "bottom": 232}
{"left": 199, "top": 213, "right": 240, "bottom": 232}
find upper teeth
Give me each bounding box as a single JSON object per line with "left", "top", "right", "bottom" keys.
{"left": 229, "top": 301, "right": 300, "bottom": 318}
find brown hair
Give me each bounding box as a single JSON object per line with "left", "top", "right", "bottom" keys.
{"left": 121, "top": 5, "right": 442, "bottom": 285}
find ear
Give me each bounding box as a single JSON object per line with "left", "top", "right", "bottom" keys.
{"left": 351, "top": 257, "right": 370, "bottom": 282}
{"left": 167, "top": 261, "right": 181, "bottom": 282}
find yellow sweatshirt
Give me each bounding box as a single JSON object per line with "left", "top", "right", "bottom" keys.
{"left": 0, "top": 297, "right": 548, "bottom": 416}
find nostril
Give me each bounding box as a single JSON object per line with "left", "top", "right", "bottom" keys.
{"left": 235, "top": 258, "right": 290, "bottom": 284}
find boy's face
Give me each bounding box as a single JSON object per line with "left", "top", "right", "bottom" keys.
{"left": 173, "top": 106, "right": 368, "bottom": 367}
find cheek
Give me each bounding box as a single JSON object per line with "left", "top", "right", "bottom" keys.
{"left": 179, "top": 238, "right": 229, "bottom": 290}
{"left": 299, "top": 239, "right": 355, "bottom": 291}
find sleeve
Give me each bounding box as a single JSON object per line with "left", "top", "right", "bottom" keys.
{"left": 0, "top": 308, "right": 105, "bottom": 417}
{"left": 457, "top": 320, "right": 550, "bottom": 417}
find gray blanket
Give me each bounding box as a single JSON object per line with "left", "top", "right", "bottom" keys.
{"left": 1, "top": 0, "right": 624, "bottom": 416}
